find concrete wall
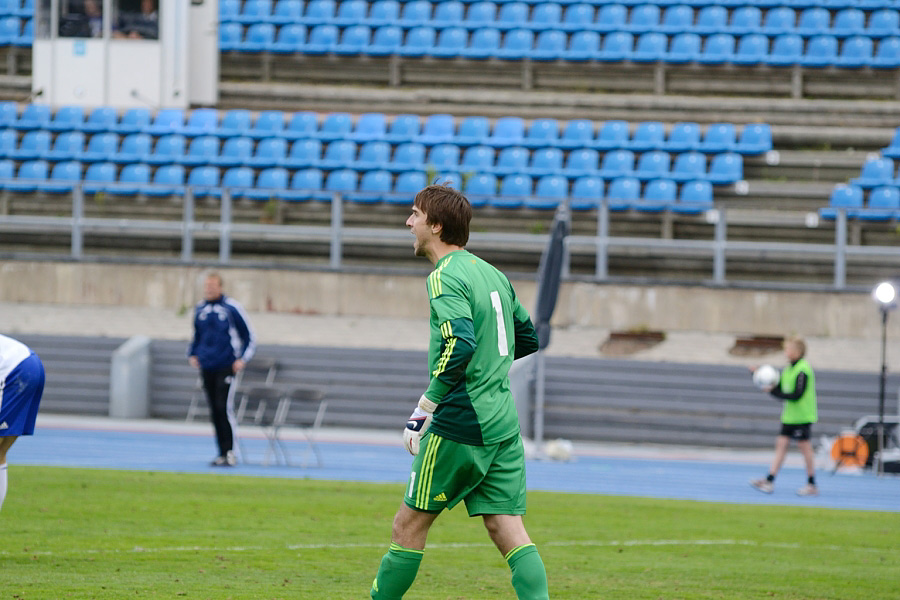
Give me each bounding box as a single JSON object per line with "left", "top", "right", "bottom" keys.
{"left": 1, "top": 259, "right": 897, "bottom": 339}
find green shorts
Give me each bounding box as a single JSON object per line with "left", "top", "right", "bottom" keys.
{"left": 404, "top": 431, "right": 527, "bottom": 517}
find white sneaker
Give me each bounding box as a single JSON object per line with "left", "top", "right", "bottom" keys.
{"left": 211, "top": 451, "right": 236, "bottom": 467}
{"left": 750, "top": 478, "right": 774, "bottom": 494}
{"left": 796, "top": 484, "right": 818, "bottom": 497}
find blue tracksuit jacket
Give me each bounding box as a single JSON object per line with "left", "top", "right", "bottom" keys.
{"left": 188, "top": 295, "right": 257, "bottom": 371}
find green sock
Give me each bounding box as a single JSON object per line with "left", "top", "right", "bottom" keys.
{"left": 506, "top": 543, "right": 549, "bottom": 600}
{"left": 370, "top": 543, "right": 424, "bottom": 599}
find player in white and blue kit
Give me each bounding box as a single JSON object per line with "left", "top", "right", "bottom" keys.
{"left": 0, "top": 334, "right": 45, "bottom": 511}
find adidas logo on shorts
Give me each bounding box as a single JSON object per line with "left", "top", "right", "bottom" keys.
{"left": 433, "top": 492, "right": 447, "bottom": 502}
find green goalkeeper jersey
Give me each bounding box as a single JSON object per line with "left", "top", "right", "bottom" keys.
{"left": 423, "top": 250, "right": 539, "bottom": 446}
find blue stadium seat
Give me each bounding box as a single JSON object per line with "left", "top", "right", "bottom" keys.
{"left": 462, "top": 27, "right": 501, "bottom": 59}
{"left": 385, "top": 170, "right": 426, "bottom": 205}
{"left": 496, "top": 2, "right": 528, "bottom": 31}
{"left": 334, "top": 0, "right": 368, "bottom": 27}
{"left": 283, "top": 111, "right": 318, "bottom": 140}
{"left": 145, "top": 134, "right": 186, "bottom": 166}
{"left": 496, "top": 28, "right": 534, "bottom": 60}
{"left": 219, "top": 22, "right": 242, "bottom": 51}
{"left": 628, "top": 121, "right": 666, "bottom": 152}
{"left": 873, "top": 36, "right": 900, "bottom": 68}
{"left": 698, "top": 123, "right": 736, "bottom": 153}
{"left": 80, "top": 132, "right": 119, "bottom": 163}
{"left": 417, "top": 114, "right": 456, "bottom": 146}
{"left": 248, "top": 110, "right": 286, "bottom": 139}
{"left": 597, "top": 31, "right": 633, "bottom": 61}
{"left": 0, "top": 127, "right": 15, "bottom": 158}
{"left": 735, "top": 124, "right": 772, "bottom": 155}
{"left": 486, "top": 116, "right": 525, "bottom": 148}
{"left": 426, "top": 143, "right": 461, "bottom": 174}
{"left": 527, "top": 147, "right": 563, "bottom": 177}
{"left": 38, "top": 160, "right": 82, "bottom": 194}
{"left": 594, "top": 4, "right": 626, "bottom": 34}
{"left": 728, "top": 6, "right": 762, "bottom": 35}
{"left": 492, "top": 146, "right": 529, "bottom": 175}
{"left": 851, "top": 157, "right": 895, "bottom": 188}
{"left": 766, "top": 33, "right": 803, "bottom": 66}
{"left": 238, "top": 22, "right": 276, "bottom": 53}
{"left": 323, "top": 167, "right": 358, "bottom": 199}
{"left": 561, "top": 4, "right": 594, "bottom": 34}
{"left": 883, "top": 128, "right": 900, "bottom": 159}
{"left": 236, "top": 0, "right": 273, "bottom": 25}
{"left": 563, "top": 148, "right": 599, "bottom": 177}
{"left": 220, "top": 0, "right": 240, "bottom": 22}
{"left": 459, "top": 144, "right": 495, "bottom": 174}
{"left": 10, "top": 130, "right": 50, "bottom": 160}
{"left": 597, "top": 148, "right": 635, "bottom": 178}
{"left": 270, "top": 23, "right": 307, "bottom": 53}
{"left": 45, "top": 131, "right": 85, "bottom": 162}
{"left": 672, "top": 180, "right": 714, "bottom": 215}
{"left": 819, "top": 183, "right": 863, "bottom": 220}
{"left": 301, "top": 0, "right": 336, "bottom": 26}
{"left": 335, "top": 24, "right": 371, "bottom": 55}
{"left": 368, "top": 24, "right": 402, "bottom": 55}
{"left": 6, "top": 160, "right": 47, "bottom": 193}
{"left": 626, "top": 4, "right": 661, "bottom": 34}
{"left": 270, "top": 0, "right": 303, "bottom": 25}
{"left": 431, "top": 1, "right": 464, "bottom": 26}
{"left": 631, "top": 32, "right": 667, "bottom": 63}
{"left": 303, "top": 24, "right": 339, "bottom": 54}
{"left": 570, "top": 175, "right": 603, "bottom": 211}
{"left": 634, "top": 178, "right": 676, "bottom": 213}
{"left": 47, "top": 106, "right": 85, "bottom": 132}
{"left": 347, "top": 113, "right": 386, "bottom": 143}
{"left": 246, "top": 167, "right": 289, "bottom": 201}
{"left": 354, "top": 141, "right": 391, "bottom": 171}
{"left": 400, "top": 26, "right": 436, "bottom": 57}
{"left": 732, "top": 33, "right": 768, "bottom": 65}
{"left": 454, "top": 115, "right": 490, "bottom": 147}
{"left": 859, "top": 186, "right": 900, "bottom": 221}
{"left": 385, "top": 114, "right": 421, "bottom": 144}
{"left": 82, "top": 162, "right": 117, "bottom": 195}
{"left": 81, "top": 107, "right": 117, "bottom": 134}
{"left": 14, "top": 104, "right": 51, "bottom": 131}
{"left": 706, "top": 152, "right": 743, "bottom": 184}
{"left": 670, "top": 151, "right": 707, "bottom": 182}
{"left": 605, "top": 176, "right": 639, "bottom": 211}
{"left": 698, "top": 33, "right": 735, "bottom": 65}
{"left": 556, "top": 119, "right": 594, "bottom": 150}
{"left": 316, "top": 112, "right": 353, "bottom": 142}
{"left": 247, "top": 137, "right": 288, "bottom": 168}
{"left": 388, "top": 142, "right": 426, "bottom": 172}
{"left": 463, "top": 172, "right": 496, "bottom": 208}
{"left": 795, "top": 8, "right": 831, "bottom": 37}
{"left": 594, "top": 120, "right": 629, "bottom": 151}
{"left": 635, "top": 150, "right": 671, "bottom": 180}
{"left": 663, "top": 122, "right": 700, "bottom": 152}
{"left": 836, "top": 35, "right": 873, "bottom": 67}
{"left": 366, "top": 0, "right": 400, "bottom": 27}
{"left": 523, "top": 118, "right": 559, "bottom": 149}
{"left": 221, "top": 166, "right": 254, "bottom": 200}
{"left": 212, "top": 136, "right": 253, "bottom": 167}
{"left": 280, "top": 167, "right": 325, "bottom": 202}
{"left": 319, "top": 139, "right": 357, "bottom": 170}
{"left": 658, "top": 4, "right": 693, "bottom": 35}
{"left": 146, "top": 108, "right": 185, "bottom": 137}
{"left": 868, "top": 9, "right": 900, "bottom": 38}
{"left": 186, "top": 165, "right": 221, "bottom": 198}
{"left": 111, "top": 108, "right": 151, "bottom": 135}
{"left": 465, "top": 1, "right": 498, "bottom": 28}
{"left": 218, "top": 109, "right": 253, "bottom": 138}
{"left": 531, "top": 29, "right": 566, "bottom": 61}
{"left": 183, "top": 108, "right": 220, "bottom": 137}
{"left": 0, "top": 16, "right": 19, "bottom": 46}
{"left": 143, "top": 164, "right": 186, "bottom": 198}
{"left": 832, "top": 8, "right": 865, "bottom": 37}
{"left": 283, "top": 138, "right": 322, "bottom": 169}
{"left": 430, "top": 27, "right": 468, "bottom": 58}
{"left": 494, "top": 174, "right": 532, "bottom": 209}
{"left": 527, "top": 175, "right": 568, "bottom": 210}
{"left": 761, "top": 6, "right": 796, "bottom": 35}
{"left": 348, "top": 169, "right": 392, "bottom": 204}
{"left": 107, "top": 163, "right": 150, "bottom": 197}
{"left": 399, "top": 0, "right": 431, "bottom": 26}
{"left": 562, "top": 29, "right": 599, "bottom": 61}
{"left": 693, "top": 5, "right": 727, "bottom": 35}
{"left": 665, "top": 32, "right": 701, "bottom": 64}
{"left": 529, "top": 3, "right": 562, "bottom": 32}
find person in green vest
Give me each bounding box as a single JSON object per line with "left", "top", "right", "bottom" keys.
{"left": 750, "top": 336, "right": 819, "bottom": 497}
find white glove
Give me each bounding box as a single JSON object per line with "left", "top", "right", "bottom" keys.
{"left": 403, "top": 395, "right": 438, "bottom": 456}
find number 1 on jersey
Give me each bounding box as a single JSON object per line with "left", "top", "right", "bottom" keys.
{"left": 490, "top": 291, "right": 509, "bottom": 357}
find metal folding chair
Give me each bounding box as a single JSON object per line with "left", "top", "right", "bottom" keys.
{"left": 281, "top": 386, "right": 328, "bottom": 467}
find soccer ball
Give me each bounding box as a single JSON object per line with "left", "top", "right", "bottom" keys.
{"left": 543, "top": 438, "right": 574, "bottom": 462}
{"left": 753, "top": 365, "right": 780, "bottom": 389}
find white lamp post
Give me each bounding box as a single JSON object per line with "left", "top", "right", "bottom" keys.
{"left": 872, "top": 281, "right": 897, "bottom": 475}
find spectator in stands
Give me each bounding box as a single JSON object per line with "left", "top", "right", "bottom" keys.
{"left": 58, "top": 0, "right": 103, "bottom": 38}
{"left": 114, "top": 0, "right": 158, "bottom": 40}
{"left": 188, "top": 273, "right": 256, "bottom": 467}
{"left": 369, "top": 185, "right": 549, "bottom": 600}
{"left": 0, "top": 334, "right": 46, "bottom": 512}
{"left": 750, "top": 336, "right": 819, "bottom": 497}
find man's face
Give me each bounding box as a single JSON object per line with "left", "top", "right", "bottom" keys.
{"left": 784, "top": 342, "right": 802, "bottom": 362}
{"left": 204, "top": 276, "right": 222, "bottom": 301}
{"left": 406, "top": 204, "right": 434, "bottom": 258}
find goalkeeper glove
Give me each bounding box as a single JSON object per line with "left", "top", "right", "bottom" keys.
{"left": 403, "top": 395, "right": 438, "bottom": 456}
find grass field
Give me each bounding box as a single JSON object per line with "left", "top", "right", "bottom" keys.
{"left": 4, "top": 466, "right": 899, "bottom": 599}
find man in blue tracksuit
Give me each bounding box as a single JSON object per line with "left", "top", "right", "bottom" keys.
{"left": 188, "top": 273, "right": 256, "bottom": 466}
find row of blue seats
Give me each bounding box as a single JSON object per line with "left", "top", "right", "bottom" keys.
{"left": 223, "top": 1, "right": 900, "bottom": 38}
{"left": 0, "top": 105, "right": 774, "bottom": 154}
{"left": 0, "top": 158, "right": 716, "bottom": 212}
{"left": 0, "top": 16, "right": 31, "bottom": 47}
{"left": 0, "top": 132, "right": 745, "bottom": 183}
{"left": 821, "top": 183, "right": 900, "bottom": 221}
{"left": 221, "top": 23, "right": 900, "bottom": 67}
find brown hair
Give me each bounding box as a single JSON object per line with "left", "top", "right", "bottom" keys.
{"left": 785, "top": 335, "right": 806, "bottom": 358}
{"left": 413, "top": 184, "right": 472, "bottom": 247}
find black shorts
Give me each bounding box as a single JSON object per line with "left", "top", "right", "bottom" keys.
{"left": 780, "top": 423, "right": 812, "bottom": 441}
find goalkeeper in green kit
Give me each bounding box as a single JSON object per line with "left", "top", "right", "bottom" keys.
{"left": 370, "top": 184, "right": 549, "bottom": 599}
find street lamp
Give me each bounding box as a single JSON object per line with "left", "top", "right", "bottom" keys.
{"left": 872, "top": 281, "right": 897, "bottom": 475}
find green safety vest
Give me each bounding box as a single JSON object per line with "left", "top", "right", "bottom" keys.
{"left": 779, "top": 358, "right": 817, "bottom": 425}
